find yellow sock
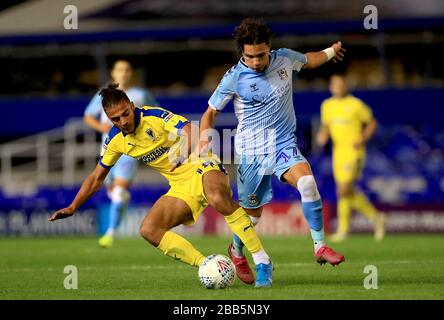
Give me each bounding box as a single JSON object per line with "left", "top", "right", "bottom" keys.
{"left": 157, "top": 231, "right": 206, "bottom": 267}
{"left": 337, "top": 197, "right": 352, "bottom": 234}
{"left": 351, "top": 191, "right": 377, "bottom": 220}
{"left": 224, "top": 207, "right": 263, "bottom": 254}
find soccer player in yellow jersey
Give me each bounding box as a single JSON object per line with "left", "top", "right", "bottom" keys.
{"left": 49, "top": 83, "right": 273, "bottom": 287}
{"left": 316, "top": 74, "right": 385, "bottom": 242}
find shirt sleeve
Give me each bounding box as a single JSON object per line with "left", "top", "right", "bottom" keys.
{"left": 163, "top": 112, "right": 190, "bottom": 136}
{"left": 357, "top": 99, "right": 373, "bottom": 124}
{"left": 84, "top": 93, "right": 102, "bottom": 117}
{"left": 280, "top": 48, "right": 307, "bottom": 72}
{"left": 98, "top": 135, "right": 122, "bottom": 169}
{"left": 208, "top": 67, "right": 237, "bottom": 111}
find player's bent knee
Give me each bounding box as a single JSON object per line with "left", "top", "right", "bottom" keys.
{"left": 297, "top": 175, "right": 321, "bottom": 202}
{"left": 110, "top": 185, "right": 130, "bottom": 204}
{"left": 139, "top": 223, "right": 162, "bottom": 246}
{"left": 206, "top": 191, "right": 236, "bottom": 216}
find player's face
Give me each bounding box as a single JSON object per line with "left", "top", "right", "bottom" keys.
{"left": 105, "top": 100, "right": 136, "bottom": 134}
{"left": 330, "top": 76, "right": 348, "bottom": 98}
{"left": 242, "top": 43, "right": 271, "bottom": 73}
{"left": 111, "top": 61, "right": 133, "bottom": 88}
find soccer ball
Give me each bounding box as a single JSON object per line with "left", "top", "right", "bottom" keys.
{"left": 198, "top": 254, "right": 236, "bottom": 289}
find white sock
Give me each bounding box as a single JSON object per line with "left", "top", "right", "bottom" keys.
{"left": 252, "top": 249, "right": 270, "bottom": 265}
{"left": 314, "top": 240, "right": 325, "bottom": 253}
{"left": 105, "top": 229, "right": 115, "bottom": 237}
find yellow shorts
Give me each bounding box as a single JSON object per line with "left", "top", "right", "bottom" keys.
{"left": 333, "top": 152, "right": 365, "bottom": 184}
{"left": 165, "top": 158, "right": 228, "bottom": 225}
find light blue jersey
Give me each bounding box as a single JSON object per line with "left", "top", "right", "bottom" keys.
{"left": 209, "top": 48, "right": 307, "bottom": 155}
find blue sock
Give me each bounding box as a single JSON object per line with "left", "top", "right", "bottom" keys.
{"left": 232, "top": 234, "right": 244, "bottom": 256}
{"left": 107, "top": 201, "right": 127, "bottom": 235}
{"left": 301, "top": 199, "right": 325, "bottom": 249}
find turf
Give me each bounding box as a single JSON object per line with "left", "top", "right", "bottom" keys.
{"left": 0, "top": 235, "right": 443, "bottom": 300}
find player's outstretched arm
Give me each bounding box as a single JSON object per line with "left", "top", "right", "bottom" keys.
{"left": 355, "top": 118, "right": 378, "bottom": 148}
{"left": 316, "top": 124, "right": 330, "bottom": 148}
{"left": 83, "top": 114, "right": 112, "bottom": 134}
{"left": 198, "top": 106, "right": 219, "bottom": 155}
{"left": 48, "top": 164, "right": 109, "bottom": 221}
{"left": 304, "top": 41, "right": 346, "bottom": 69}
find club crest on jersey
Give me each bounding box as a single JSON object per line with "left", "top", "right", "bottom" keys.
{"left": 248, "top": 194, "right": 259, "bottom": 206}
{"left": 146, "top": 128, "right": 156, "bottom": 141}
{"left": 277, "top": 68, "right": 288, "bottom": 80}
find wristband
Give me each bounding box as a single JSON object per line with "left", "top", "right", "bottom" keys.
{"left": 322, "top": 47, "right": 335, "bottom": 61}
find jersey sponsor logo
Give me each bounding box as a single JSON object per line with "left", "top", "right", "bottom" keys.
{"left": 252, "top": 94, "right": 265, "bottom": 108}
{"left": 140, "top": 146, "right": 169, "bottom": 163}
{"left": 277, "top": 68, "right": 288, "bottom": 80}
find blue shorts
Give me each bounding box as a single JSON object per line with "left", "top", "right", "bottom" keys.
{"left": 237, "top": 140, "right": 307, "bottom": 209}
{"left": 104, "top": 155, "right": 138, "bottom": 186}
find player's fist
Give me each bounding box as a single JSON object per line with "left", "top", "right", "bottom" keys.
{"left": 48, "top": 207, "right": 74, "bottom": 221}
{"left": 331, "top": 41, "right": 346, "bottom": 63}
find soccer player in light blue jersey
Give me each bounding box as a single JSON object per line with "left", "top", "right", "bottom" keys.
{"left": 84, "top": 59, "right": 158, "bottom": 248}
{"left": 199, "top": 18, "right": 346, "bottom": 286}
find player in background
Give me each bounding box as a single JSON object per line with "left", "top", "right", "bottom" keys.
{"left": 51, "top": 84, "right": 273, "bottom": 288}
{"left": 199, "top": 18, "right": 346, "bottom": 285}
{"left": 84, "top": 59, "right": 158, "bottom": 248}
{"left": 316, "top": 74, "right": 386, "bottom": 242}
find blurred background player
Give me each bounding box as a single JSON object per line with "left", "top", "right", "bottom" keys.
{"left": 83, "top": 59, "right": 158, "bottom": 248}
{"left": 316, "top": 74, "right": 386, "bottom": 242}
{"left": 199, "top": 18, "right": 345, "bottom": 284}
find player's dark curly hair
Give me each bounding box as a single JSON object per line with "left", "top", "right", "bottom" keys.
{"left": 99, "top": 82, "right": 130, "bottom": 110}
{"left": 233, "top": 18, "right": 273, "bottom": 53}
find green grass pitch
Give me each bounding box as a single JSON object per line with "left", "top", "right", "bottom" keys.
{"left": 1, "top": 235, "right": 443, "bottom": 300}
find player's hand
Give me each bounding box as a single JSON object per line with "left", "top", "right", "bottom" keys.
{"left": 331, "top": 41, "right": 346, "bottom": 63}
{"left": 316, "top": 132, "right": 328, "bottom": 148}
{"left": 48, "top": 207, "right": 75, "bottom": 221}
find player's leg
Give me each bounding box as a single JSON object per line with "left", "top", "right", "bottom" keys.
{"left": 331, "top": 181, "right": 354, "bottom": 242}
{"left": 228, "top": 155, "right": 273, "bottom": 285}
{"left": 139, "top": 196, "right": 206, "bottom": 267}
{"left": 231, "top": 155, "right": 270, "bottom": 255}
{"left": 279, "top": 145, "right": 344, "bottom": 266}
{"left": 202, "top": 169, "right": 273, "bottom": 287}
{"left": 99, "top": 156, "right": 137, "bottom": 248}
{"left": 348, "top": 158, "right": 385, "bottom": 240}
